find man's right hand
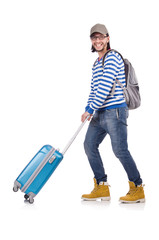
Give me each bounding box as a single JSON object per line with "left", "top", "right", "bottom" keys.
{"left": 81, "top": 112, "right": 92, "bottom": 122}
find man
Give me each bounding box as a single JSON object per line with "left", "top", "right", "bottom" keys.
{"left": 81, "top": 23, "right": 145, "bottom": 203}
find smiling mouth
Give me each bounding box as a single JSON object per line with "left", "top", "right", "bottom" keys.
{"left": 94, "top": 43, "right": 104, "bottom": 52}
{"left": 95, "top": 43, "right": 103, "bottom": 48}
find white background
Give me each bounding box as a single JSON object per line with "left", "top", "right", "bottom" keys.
{"left": 0, "top": 0, "right": 159, "bottom": 239}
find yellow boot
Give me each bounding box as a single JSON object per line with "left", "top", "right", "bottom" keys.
{"left": 119, "top": 181, "right": 145, "bottom": 203}
{"left": 81, "top": 178, "right": 110, "bottom": 201}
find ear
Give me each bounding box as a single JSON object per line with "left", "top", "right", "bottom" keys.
{"left": 107, "top": 36, "right": 110, "bottom": 43}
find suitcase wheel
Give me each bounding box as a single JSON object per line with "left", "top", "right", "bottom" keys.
{"left": 24, "top": 194, "right": 34, "bottom": 204}
{"left": 28, "top": 198, "right": 34, "bottom": 204}
{"left": 13, "top": 186, "right": 19, "bottom": 192}
{"left": 24, "top": 194, "right": 29, "bottom": 200}
{"left": 13, "top": 181, "right": 21, "bottom": 192}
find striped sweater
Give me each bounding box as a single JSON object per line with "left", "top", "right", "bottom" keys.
{"left": 85, "top": 50, "right": 127, "bottom": 114}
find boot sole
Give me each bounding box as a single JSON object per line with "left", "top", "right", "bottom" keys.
{"left": 119, "top": 198, "right": 145, "bottom": 203}
{"left": 81, "top": 197, "right": 111, "bottom": 201}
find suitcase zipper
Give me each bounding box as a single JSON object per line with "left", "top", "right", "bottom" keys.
{"left": 21, "top": 147, "right": 56, "bottom": 193}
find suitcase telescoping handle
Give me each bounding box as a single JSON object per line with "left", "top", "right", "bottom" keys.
{"left": 61, "top": 115, "right": 90, "bottom": 155}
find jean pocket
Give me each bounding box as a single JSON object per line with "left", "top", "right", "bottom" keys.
{"left": 116, "top": 108, "right": 128, "bottom": 126}
{"left": 125, "top": 108, "right": 129, "bottom": 119}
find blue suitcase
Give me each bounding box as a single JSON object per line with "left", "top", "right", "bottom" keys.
{"left": 13, "top": 117, "right": 89, "bottom": 203}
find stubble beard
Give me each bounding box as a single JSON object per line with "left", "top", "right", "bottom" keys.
{"left": 94, "top": 43, "right": 107, "bottom": 53}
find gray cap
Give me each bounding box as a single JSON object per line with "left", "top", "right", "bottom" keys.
{"left": 90, "top": 23, "right": 109, "bottom": 37}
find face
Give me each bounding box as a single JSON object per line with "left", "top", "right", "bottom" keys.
{"left": 91, "top": 33, "right": 109, "bottom": 53}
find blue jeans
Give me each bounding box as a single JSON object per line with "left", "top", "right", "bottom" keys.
{"left": 84, "top": 107, "right": 142, "bottom": 186}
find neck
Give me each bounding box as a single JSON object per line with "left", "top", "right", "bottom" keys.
{"left": 98, "top": 48, "right": 108, "bottom": 59}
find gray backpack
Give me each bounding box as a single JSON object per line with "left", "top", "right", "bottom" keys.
{"left": 102, "top": 49, "right": 141, "bottom": 110}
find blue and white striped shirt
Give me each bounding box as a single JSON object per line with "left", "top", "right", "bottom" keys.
{"left": 85, "top": 50, "right": 127, "bottom": 114}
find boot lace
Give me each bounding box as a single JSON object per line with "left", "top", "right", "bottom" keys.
{"left": 91, "top": 186, "right": 99, "bottom": 194}
{"left": 91, "top": 183, "right": 110, "bottom": 194}
{"left": 127, "top": 184, "right": 145, "bottom": 196}
{"left": 127, "top": 188, "right": 137, "bottom": 196}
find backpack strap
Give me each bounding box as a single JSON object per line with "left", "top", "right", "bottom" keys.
{"left": 93, "top": 58, "right": 98, "bottom": 67}
{"left": 94, "top": 49, "right": 124, "bottom": 68}
{"left": 93, "top": 49, "right": 123, "bottom": 67}
{"left": 102, "top": 49, "right": 126, "bottom": 96}
{"left": 110, "top": 79, "right": 125, "bottom": 96}
{"left": 102, "top": 49, "right": 124, "bottom": 67}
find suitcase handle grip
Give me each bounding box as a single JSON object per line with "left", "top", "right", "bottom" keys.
{"left": 61, "top": 115, "right": 90, "bottom": 155}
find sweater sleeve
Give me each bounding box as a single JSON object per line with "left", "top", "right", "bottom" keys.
{"left": 86, "top": 52, "right": 122, "bottom": 113}
{"left": 85, "top": 76, "right": 95, "bottom": 113}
